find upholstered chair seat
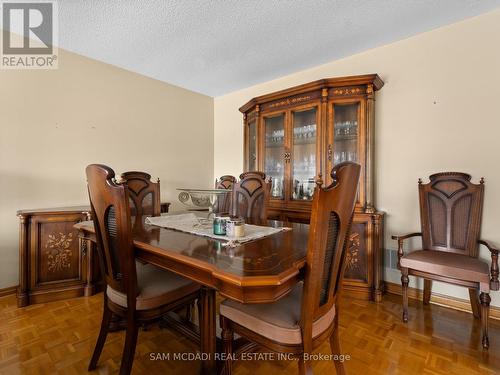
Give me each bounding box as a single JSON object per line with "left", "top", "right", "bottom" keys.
{"left": 106, "top": 262, "right": 200, "bottom": 310}
{"left": 220, "top": 282, "right": 336, "bottom": 345}
{"left": 400, "top": 250, "right": 490, "bottom": 292}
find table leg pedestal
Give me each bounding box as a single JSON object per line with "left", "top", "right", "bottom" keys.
{"left": 198, "top": 286, "right": 216, "bottom": 375}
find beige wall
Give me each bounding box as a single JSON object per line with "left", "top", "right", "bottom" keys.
{"left": 0, "top": 46, "right": 214, "bottom": 289}
{"left": 214, "top": 9, "right": 500, "bottom": 306}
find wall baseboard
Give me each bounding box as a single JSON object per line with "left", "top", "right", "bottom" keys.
{"left": 0, "top": 285, "right": 17, "bottom": 298}
{"left": 385, "top": 281, "right": 500, "bottom": 320}
{"left": 1, "top": 281, "right": 498, "bottom": 320}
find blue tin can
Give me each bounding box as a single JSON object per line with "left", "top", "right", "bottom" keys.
{"left": 213, "top": 215, "right": 228, "bottom": 235}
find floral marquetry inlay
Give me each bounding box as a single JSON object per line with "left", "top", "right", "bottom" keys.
{"left": 346, "top": 232, "right": 360, "bottom": 271}
{"left": 332, "top": 87, "right": 362, "bottom": 96}
{"left": 268, "top": 95, "right": 312, "bottom": 109}
{"left": 46, "top": 232, "right": 73, "bottom": 272}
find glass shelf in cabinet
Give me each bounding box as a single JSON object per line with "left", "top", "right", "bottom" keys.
{"left": 265, "top": 143, "right": 286, "bottom": 149}
{"left": 293, "top": 137, "right": 316, "bottom": 145}
{"left": 334, "top": 134, "right": 358, "bottom": 142}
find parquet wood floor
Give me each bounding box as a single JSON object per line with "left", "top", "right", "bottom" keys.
{"left": 1, "top": 292, "right": 499, "bottom": 374}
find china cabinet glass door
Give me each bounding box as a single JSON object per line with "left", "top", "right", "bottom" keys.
{"left": 291, "top": 108, "right": 317, "bottom": 201}
{"left": 246, "top": 119, "right": 257, "bottom": 171}
{"left": 327, "top": 101, "right": 361, "bottom": 202}
{"left": 333, "top": 103, "right": 360, "bottom": 165}
{"left": 264, "top": 114, "right": 286, "bottom": 200}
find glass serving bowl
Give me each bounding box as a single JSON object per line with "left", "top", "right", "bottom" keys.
{"left": 177, "top": 188, "right": 230, "bottom": 218}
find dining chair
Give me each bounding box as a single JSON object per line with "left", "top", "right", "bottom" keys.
{"left": 120, "top": 171, "right": 161, "bottom": 217}
{"left": 86, "top": 164, "right": 200, "bottom": 375}
{"left": 231, "top": 171, "right": 272, "bottom": 222}
{"left": 120, "top": 170, "right": 194, "bottom": 323}
{"left": 214, "top": 175, "right": 237, "bottom": 214}
{"left": 220, "top": 162, "right": 361, "bottom": 375}
{"left": 239, "top": 171, "right": 273, "bottom": 197}
{"left": 392, "top": 172, "right": 499, "bottom": 349}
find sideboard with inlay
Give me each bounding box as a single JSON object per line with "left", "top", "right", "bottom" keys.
{"left": 17, "top": 203, "right": 171, "bottom": 307}
{"left": 17, "top": 206, "right": 103, "bottom": 307}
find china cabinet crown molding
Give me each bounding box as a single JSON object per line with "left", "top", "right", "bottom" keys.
{"left": 239, "top": 74, "right": 384, "bottom": 113}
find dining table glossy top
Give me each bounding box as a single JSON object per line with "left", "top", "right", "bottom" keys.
{"left": 75, "top": 212, "right": 310, "bottom": 303}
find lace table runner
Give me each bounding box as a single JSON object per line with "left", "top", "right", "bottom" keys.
{"left": 145, "top": 213, "right": 290, "bottom": 244}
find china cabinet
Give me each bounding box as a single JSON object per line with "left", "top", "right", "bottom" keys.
{"left": 240, "top": 74, "right": 385, "bottom": 301}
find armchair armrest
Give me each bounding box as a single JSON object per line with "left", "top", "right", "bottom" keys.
{"left": 391, "top": 233, "right": 422, "bottom": 241}
{"left": 391, "top": 232, "right": 422, "bottom": 269}
{"left": 479, "top": 239, "right": 500, "bottom": 291}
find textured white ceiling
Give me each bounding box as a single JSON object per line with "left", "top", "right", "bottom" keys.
{"left": 57, "top": 0, "right": 500, "bottom": 96}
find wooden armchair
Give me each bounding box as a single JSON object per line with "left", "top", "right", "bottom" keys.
{"left": 392, "top": 172, "right": 499, "bottom": 349}
{"left": 86, "top": 165, "right": 200, "bottom": 375}
{"left": 220, "top": 162, "right": 361, "bottom": 375}
{"left": 214, "top": 175, "right": 237, "bottom": 214}
{"left": 119, "top": 171, "right": 161, "bottom": 218}
{"left": 231, "top": 171, "right": 271, "bottom": 223}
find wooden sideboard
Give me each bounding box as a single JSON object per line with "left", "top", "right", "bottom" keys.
{"left": 240, "top": 74, "right": 385, "bottom": 301}
{"left": 17, "top": 206, "right": 100, "bottom": 307}
{"left": 17, "top": 203, "right": 171, "bottom": 307}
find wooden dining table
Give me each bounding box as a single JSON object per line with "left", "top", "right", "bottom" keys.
{"left": 75, "top": 213, "right": 309, "bottom": 374}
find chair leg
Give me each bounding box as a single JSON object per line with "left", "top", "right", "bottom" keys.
{"left": 119, "top": 318, "right": 139, "bottom": 375}
{"left": 220, "top": 316, "right": 234, "bottom": 375}
{"left": 297, "top": 354, "right": 313, "bottom": 375}
{"left": 401, "top": 269, "right": 409, "bottom": 323}
{"left": 88, "top": 303, "right": 112, "bottom": 371}
{"left": 423, "top": 279, "right": 432, "bottom": 305}
{"left": 329, "top": 314, "right": 345, "bottom": 375}
{"left": 480, "top": 292, "right": 491, "bottom": 349}
{"left": 197, "top": 296, "right": 202, "bottom": 329}
{"left": 469, "top": 288, "right": 480, "bottom": 319}
{"left": 185, "top": 302, "right": 193, "bottom": 322}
